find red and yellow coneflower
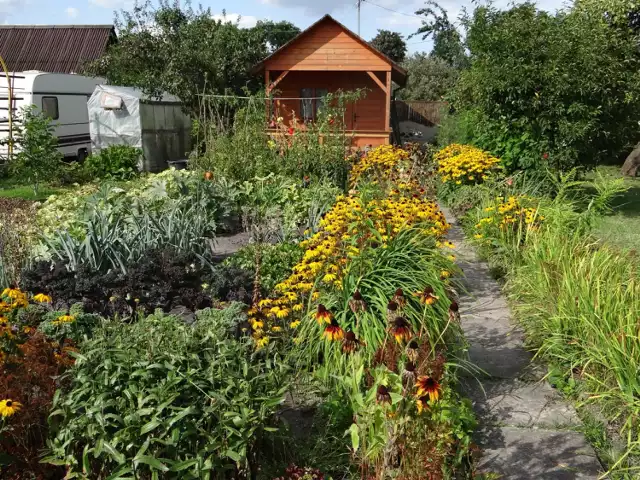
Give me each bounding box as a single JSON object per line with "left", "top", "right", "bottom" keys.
{"left": 390, "top": 316, "right": 412, "bottom": 344}
{"left": 342, "top": 330, "right": 363, "bottom": 354}
{"left": 392, "top": 288, "right": 406, "bottom": 308}
{"left": 376, "top": 385, "right": 391, "bottom": 404}
{"left": 414, "top": 286, "right": 438, "bottom": 305}
{"left": 323, "top": 318, "right": 344, "bottom": 341}
{"left": 348, "top": 290, "right": 366, "bottom": 313}
{"left": 315, "top": 304, "right": 332, "bottom": 325}
{"left": 416, "top": 376, "right": 441, "bottom": 403}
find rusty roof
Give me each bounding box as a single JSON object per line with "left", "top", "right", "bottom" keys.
{"left": 0, "top": 25, "right": 116, "bottom": 74}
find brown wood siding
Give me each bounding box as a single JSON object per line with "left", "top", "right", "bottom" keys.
{"left": 270, "top": 71, "right": 387, "bottom": 132}
{"left": 266, "top": 23, "right": 390, "bottom": 71}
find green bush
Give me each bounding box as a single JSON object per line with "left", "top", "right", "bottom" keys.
{"left": 84, "top": 145, "right": 141, "bottom": 180}
{"left": 452, "top": 2, "right": 640, "bottom": 170}
{"left": 45, "top": 304, "right": 290, "bottom": 478}
{"left": 6, "top": 106, "right": 62, "bottom": 195}
{"left": 226, "top": 242, "right": 303, "bottom": 295}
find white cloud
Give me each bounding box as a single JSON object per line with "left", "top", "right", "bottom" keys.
{"left": 260, "top": 0, "right": 351, "bottom": 14}
{"left": 66, "top": 6, "right": 79, "bottom": 18}
{"left": 0, "top": 0, "right": 27, "bottom": 23}
{"left": 89, "top": 0, "right": 128, "bottom": 7}
{"left": 211, "top": 12, "right": 259, "bottom": 29}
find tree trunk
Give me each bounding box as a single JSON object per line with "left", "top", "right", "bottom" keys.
{"left": 621, "top": 143, "right": 640, "bottom": 176}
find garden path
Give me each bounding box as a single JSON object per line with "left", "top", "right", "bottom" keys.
{"left": 441, "top": 207, "right": 604, "bottom": 479}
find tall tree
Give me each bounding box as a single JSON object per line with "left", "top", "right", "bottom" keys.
{"left": 399, "top": 54, "right": 458, "bottom": 101}
{"left": 85, "top": 1, "right": 299, "bottom": 114}
{"left": 370, "top": 30, "right": 407, "bottom": 62}
{"left": 453, "top": 2, "right": 640, "bottom": 170}
{"left": 254, "top": 20, "right": 300, "bottom": 52}
{"left": 412, "top": 1, "right": 467, "bottom": 68}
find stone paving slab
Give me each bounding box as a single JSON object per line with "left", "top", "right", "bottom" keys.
{"left": 463, "top": 378, "right": 580, "bottom": 428}
{"left": 477, "top": 427, "right": 604, "bottom": 479}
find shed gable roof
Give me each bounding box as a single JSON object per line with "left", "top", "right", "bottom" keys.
{"left": 255, "top": 15, "right": 407, "bottom": 85}
{"left": 0, "top": 25, "right": 116, "bottom": 74}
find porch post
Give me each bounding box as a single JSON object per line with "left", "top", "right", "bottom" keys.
{"left": 385, "top": 70, "right": 391, "bottom": 133}
{"left": 265, "top": 70, "right": 271, "bottom": 122}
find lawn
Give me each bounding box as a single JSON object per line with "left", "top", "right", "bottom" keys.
{"left": 591, "top": 165, "right": 640, "bottom": 249}
{"left": 0, "top": 178, "right": 65, "bottom": 201}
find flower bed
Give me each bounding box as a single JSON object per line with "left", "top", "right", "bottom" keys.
{"left": 248, "top": 145, "right": 476, "bottom": 478}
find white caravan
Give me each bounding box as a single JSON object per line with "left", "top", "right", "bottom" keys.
{"left": 0, "top": 71, "right": 102, "bottom": 163}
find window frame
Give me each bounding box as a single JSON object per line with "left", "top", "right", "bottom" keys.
{"left": 41, "top": 96, "right": 59, "bottom": 120}
{"left": 299, "top": 88, "right": 328, "bottom": 122}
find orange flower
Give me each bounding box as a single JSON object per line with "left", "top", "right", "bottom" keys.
{"left": 389, "top": 316, "right": 412, "bottom": 344}
{"left": 416, "top": 376, "right": 441, "bottom": 403}
{"left": 323, "top": 318, "right": 344, "bottom": 341}
{"left": 315, "top": 304, "right": 332, "bottom": 325}
{"left": 414, "top": 286, "right": 438, "bottom": 305}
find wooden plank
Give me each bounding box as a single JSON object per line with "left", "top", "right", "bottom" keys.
{"left": 268, "top": 64, "right": 391, "bottom": 71}
{"left": 266, "top": 70, "right": 289, "bottom": 94}
{"left": 265, "top": 70, "right": 270, "bottom": 121}
{"left": 366, "top": 71, "right": 387, "bottom": 93}
{"left": 385, "top": 71, "right": 391, "bottom": 132}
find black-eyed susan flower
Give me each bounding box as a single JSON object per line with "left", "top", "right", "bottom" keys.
{"left": 390, "top": 316, "right": 412, "bottom": 344}
{"left": 1, "top": 286, "right": 21, "bottom": 300}
{"left": 407, "top": 340, "right": 420, "bottom": 362}
{"left": 323, "top": 318, "right": 344, "bottom": 341}
{"left": 414, "top": 286, "right": 438, "bottom": 306}
{"left": 387, "top": 300, "right": 399, "bottom": 321}
{"left": 342, "top": 330, "right": 363, "bottom": 354}
{"left": 53, "top": 314, "right": 75, "bottom": 326}
{"left": 376, "top": 385, "right": 391, "bottom": 404}
{"left": 315, "top": 304, "right": 332, "bottom": 325}
{"left": 348, "top": 290, "right": 366, "bottom": 313}
{"left": 416, "top": 376, "right": 441, "bottom": 403}
{"left": 402, "top": 361, "right": 417, "bottom": 387}
{"left": 0, "top": 399, "right": 22, "bottom": 417}
{"left": 449, "top": 301, "right": 460, "bottom": 323}
{"left": 416, "top": 395, "right": 430, "bottom": 414}
{"left": 33, "top": 293, "right": 52, "bottom": 303}
{"left": 289, "top": 320, "right": 301, "bottom": 329}
{"left": 392, "top": 288, "right": 406, "bottom": 308}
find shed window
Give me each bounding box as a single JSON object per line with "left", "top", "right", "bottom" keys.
{"left": 42, "top": 96, "right": 59, "bottom": 120}
{"left": 300, "top": 88, "right": 328, "bottom": 122}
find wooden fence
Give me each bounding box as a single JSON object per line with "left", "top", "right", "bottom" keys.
{"left": 393, "top": 100, "right": 447, "bottom": 126}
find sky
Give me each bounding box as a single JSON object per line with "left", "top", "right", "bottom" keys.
{"left": 0, "top": 0, "right": 568, "bottom": 53}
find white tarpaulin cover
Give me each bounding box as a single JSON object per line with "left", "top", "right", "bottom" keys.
{"left": 88, "top": 85, "right": 191, "bottom": 172}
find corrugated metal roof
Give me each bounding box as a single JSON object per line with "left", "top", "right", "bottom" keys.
{"left": 0, "top": 25, "right": 116, "bottom": 74}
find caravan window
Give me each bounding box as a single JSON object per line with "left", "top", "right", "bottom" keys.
{"left": 42, "top": 97, "right": 59, "bottom": 120}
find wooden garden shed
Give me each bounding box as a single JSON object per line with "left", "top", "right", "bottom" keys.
{"left": 254, "top": 15, "right": 407, "bottom": 147}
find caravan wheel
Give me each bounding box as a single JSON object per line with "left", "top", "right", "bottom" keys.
{"left": 77, "top": 148, "right": 88, "bottom": 163}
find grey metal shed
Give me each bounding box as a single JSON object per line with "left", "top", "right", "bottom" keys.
{"left": 88, "top": 85, "right": 191, "bottom": 172}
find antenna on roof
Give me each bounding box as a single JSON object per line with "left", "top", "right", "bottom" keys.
{"left": 357, "top": 0, "right": 362, "bottom": 36}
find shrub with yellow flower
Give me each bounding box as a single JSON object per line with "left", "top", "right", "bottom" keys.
{"left": 473, "top": 195, "right": 544, "bottom": 243}
{"left": 435, "top": 144, "right": 501, "bottom": 186}
{"left": 249, "top": 145, "right": 451, "bottom": 348}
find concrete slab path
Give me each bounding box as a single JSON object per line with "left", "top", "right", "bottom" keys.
{"left": 441, "top": 207, "right": 604, "bottom": 479}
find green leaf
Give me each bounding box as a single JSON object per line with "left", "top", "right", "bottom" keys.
{"left": 103, "top": 441, "right": 126, "bottom": 464}
{"left": 225, "top": 449, "right": 242, "bottom": 462}
{"left": 134, "top": 455, "right": 169, "bottom": 472}
{"left": 141, "top": 419, "right": 162, "bottom": 434}
{"left": 349, "top": 423, "right": 360, "bottom": 452}
{"left": 169, "top": 459, "right": 199, "bottom": 472}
